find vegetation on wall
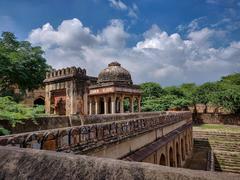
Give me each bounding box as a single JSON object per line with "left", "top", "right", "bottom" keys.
{"left": 0, "top": 32, "right": 48, "bottom": 135}
{"left": 140, "top": 73, "right": 240, "bottom": 113}
{"left": 0, "top": 96, "right": 45, "bottom": 135}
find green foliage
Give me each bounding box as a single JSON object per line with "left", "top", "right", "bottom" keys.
{"left": 210, "top": 86, "right": 240, "bottom": 113}
{"left": 0, "top": 96, "right": 44, "bottom": 134}
{"left": 170, "top": 98, "right": 192, "bottom": 110}
{"left": 140, "top": 82, "right": 164, "bottom": 99}
{"left": 193, "top": 82, "right": 221, "bottom": 104}
{"left": 163, "top": 86, "right": 184, "bottom": 97}
{"left": 140, "top": 73, "right": 240, "bottom": 113}
{"left": 0, "top": 127, "right": 10, "bottom": 135}
{"left": 0, "top": 32, "right": 51, "bottom": 98}
{"left": 220, "top": 73, "right": 240, "bottom": 86}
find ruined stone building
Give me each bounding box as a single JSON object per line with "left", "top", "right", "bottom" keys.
{"left": 43, "top": 61, "right": 141, "bottom": 115}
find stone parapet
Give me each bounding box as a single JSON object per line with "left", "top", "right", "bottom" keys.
{"left": 0, "top": 112, "right": 192, "bottom": 153}
{"left": 0, "top": 146, "right": 239, "bottom": 180}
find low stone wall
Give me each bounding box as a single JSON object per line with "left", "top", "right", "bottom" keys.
{"left": 0, "top": 146, "right": 239, "bottom": 180}
{"left": 0, "top": 112, "right": 192, "bottom": 153}
{"left": 0, "top": 116, "right": 71, "bottom": 134}
{"left": 74, "top": 111, "right": 167, "bottom": 125}
{"left": 193, "top": 113, "right": 240, "bottom": 125}
{"left": 0, "top": 111, "right": 171, "bottom": 134}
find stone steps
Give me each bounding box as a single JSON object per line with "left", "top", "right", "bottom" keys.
{"left": 192, "top": 130, "right": 240, "bottom": 174}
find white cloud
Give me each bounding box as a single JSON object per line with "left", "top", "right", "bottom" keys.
{"left": 108, "top": 0, "right": 138, "bottom": 19}
{"left": 109, "top": 0, "right": 127, "bottom": 10}
{"left": 100, "top": 19, "right": 129, "bottom": 48}
{"left": 28, "top": 18, "right": 240, "bottom": 86}
{"left": 187, "top": 27, "right": 226, "bottom": 47}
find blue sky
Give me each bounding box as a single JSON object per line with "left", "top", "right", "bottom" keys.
{"left": 0, "top": 0, "right": 240, "bottom": 86}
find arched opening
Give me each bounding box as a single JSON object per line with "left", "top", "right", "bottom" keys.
{"left": 181, "top": 138, "right": 185, "bottom": 161}
{"left": 115, "top": 97, "right": 120, "bottom": 113}
{"left": 108, "top": 97, "right": 111, "bottom": 114}
{"left": 176, "top": 142, "right": 181, "bottom": 167}
{"left": 159, "top": 153, "right": 166, "bottom": 166}
{"left": 124, "top": 97, "right": 130, "bottom": 112}
{"left": 56, "top": 98, "right": 66, "bottom": 115}
{"left": 99, "top": 97, "right": 104, "bottom": 114}
{"left": 169, "top": 147, "right": 174, "bottom": 167}
{"left": 133, "top": 97, "right": 138, "bottom": 112}
{"left": 34, "top": 97, "right": 45, "bottom": 106}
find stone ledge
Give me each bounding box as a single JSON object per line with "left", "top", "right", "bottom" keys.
{"left": 0, "top": 146, "right": 239, "bottom": 180}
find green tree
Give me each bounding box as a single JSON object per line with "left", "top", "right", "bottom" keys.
{"left": 220, "top": 73, "right": 240, "bottom": 86}
{"left": 0, "top": 32, "right": 50, "bottom": 98}
{"left": 140, "top": 82, "right": 164, "bottom": 99}
{"left": 193, "top": 82, "right": 221, "bottom": 104}
{"left": 163, "top": 86, "right": 184, "bottom": 97}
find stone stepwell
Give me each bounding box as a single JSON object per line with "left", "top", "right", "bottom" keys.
{"left": 193, "top": 129, "right": 240, "bottom": 174}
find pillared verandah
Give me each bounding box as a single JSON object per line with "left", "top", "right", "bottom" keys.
{"left": 44, "top": 61, "right": 141, "bottom": 116}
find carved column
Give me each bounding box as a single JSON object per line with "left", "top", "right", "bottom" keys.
{"left": 94, "top": 97, "right": 99, "bottom": 115}
{"left": 111, "top": 95, "right": 116, "bottom": 114}
{"left": 120, "top": 95, "right": 124, "bottom": 113}
{"left": 104, "top": 96, "right": 108, "bottom": 114}
{"left": 138, "top": 96, "right": 141, "bottom": 112}
{"left": 89, "top": 97, "right": 92, "bottom": 115}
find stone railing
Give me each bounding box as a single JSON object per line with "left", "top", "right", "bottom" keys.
{"left": 1, "top": 111, "right": 186, "bottom": 134}
{"left": 0, "top": 112, "right": 192, "bottom": 153}
{"left": 0, "top": 146, "right": 239, "bottom": 180}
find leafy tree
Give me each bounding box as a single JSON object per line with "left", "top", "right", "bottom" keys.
{"left": 220, "top": 73, "right": 240, "bottom": 86}
{"left": 0, "top": 32, "right": 50, "bottom": 98}
{"left": 163, "top": 86, "right": 184, "bottom": 97}
{"left": 170, "top": 97, "right": 192, "bottom": 110}
{"left": 140, "top": 82, "right": 164, "bottom": 99}
{"left": 193, "top": 82, "right": 221, "bottom": 104}
{"left": 180, "top": 83, "right": 196, "bottom": 97}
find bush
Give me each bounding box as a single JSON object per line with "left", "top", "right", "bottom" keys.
{"left": 0, "top": 96, "right": 44, "bottom": 134}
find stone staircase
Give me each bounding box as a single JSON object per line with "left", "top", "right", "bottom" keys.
{"left": 193, "top": 130, "right": 240, "bottom": 174}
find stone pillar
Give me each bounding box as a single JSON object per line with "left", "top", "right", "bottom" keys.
{"left": 138, "top": 96, "right": 141, "bottom": 112}
{"left": 94, "top": 97, "right": 99, "bottom": 115}
{"left": 83, "top": 90, "right": 88, "bottom": 115}
{"left": 89, "top": 98, "right": 92, "bottom": 115}
{"left": 104, "top": 96, "right": 108, "bottom": 114}
{"left": 120, "top": 95, "right": 124, "bottom": 113}
{"left": 111, "top": 95, "right": 116, "bottom": 114}
{"left": 45, "top": 85, "right": 51, "bottom": 114}
{"left": 130, "top": 96, "right": 134, "bottom": 113}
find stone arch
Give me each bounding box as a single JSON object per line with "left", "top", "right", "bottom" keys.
{"left": 181, "top": 138, "right": 185, "bottom": 161}
{"left": 124, "top": 97, "right": 131, "bottom": 112}
{"left": 159, "top": 153, "right": 166, "bottom": 166}
{"left": 34, "top": 96, "right": 45, "bottom": 106}
{"left": 176, "top": 142, "right": 181, "bottom": 167}
{"left": 133, "top": 96, "right": 138, "bottom": 112}
{"left": 169, "top": 147, "right": 174, "bottom": 167}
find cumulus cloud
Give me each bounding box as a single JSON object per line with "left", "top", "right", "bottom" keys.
{"left": 28, "top": 18, "right": 240, "bottom": 86}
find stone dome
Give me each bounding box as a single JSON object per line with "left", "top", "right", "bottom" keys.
{"left": 97, "top": 61, "right": 133, "bottom": 85}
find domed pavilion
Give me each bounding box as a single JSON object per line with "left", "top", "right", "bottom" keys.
{"left": 88, "top": 61, "right": 141, "bottom": 114}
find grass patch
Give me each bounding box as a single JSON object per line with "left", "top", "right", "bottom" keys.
{"left": 194, "top": 124, "right": 240, "bottom": 132}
